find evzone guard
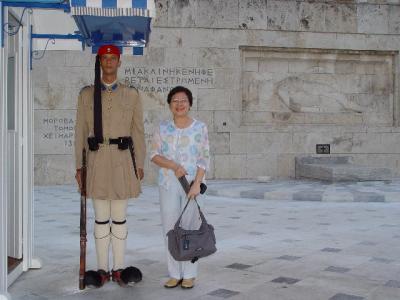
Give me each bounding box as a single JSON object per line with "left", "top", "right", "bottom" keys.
{"left": 75, "top": 45, "right": 146, "bottom": 288}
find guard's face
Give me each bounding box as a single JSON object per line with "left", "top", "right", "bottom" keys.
{"left": 169, "top": 91, "right": 190, "bottom": 118}
{"left": 100, "top": 53, "right": 121, "bottom": 76}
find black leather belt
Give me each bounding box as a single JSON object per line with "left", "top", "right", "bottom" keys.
{"left": 88, "top": 136, "right": 130, "bottom": 150}
{"left": 87, "top": 136, "right": 138, "bottom": 179}
{"left": 105, "top": 137, "right": 130, "bottom": 149}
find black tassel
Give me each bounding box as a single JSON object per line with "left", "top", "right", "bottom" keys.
{"left": 93, "top": 54, "right": 103, "bottom": 143}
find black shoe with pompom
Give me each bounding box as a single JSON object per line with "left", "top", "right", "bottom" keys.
{"left": 84, "top": 269, "right": 110, "bottom": 288}
{"left": 112, "top": 266, "right": 142, "bottom": 287}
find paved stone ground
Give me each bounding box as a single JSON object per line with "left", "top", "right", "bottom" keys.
{"left": 8, "top": 181, "right": 400, "bottom": 300}
{"left": 207, "top": 179, "right": 400, "bottom": 203}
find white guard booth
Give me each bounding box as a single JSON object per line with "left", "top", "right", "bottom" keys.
{"left": 1, "top": 3, "right": 38, "bottom": 299}
{"left": 0, "top": 1, "right": 153, "bottom": 299}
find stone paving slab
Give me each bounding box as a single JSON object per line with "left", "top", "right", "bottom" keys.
{"left": 207, "top": 179, "right": 400, "bottom": 202}
{"left": 8, "top": 182, "right": 400, "bottom": 300}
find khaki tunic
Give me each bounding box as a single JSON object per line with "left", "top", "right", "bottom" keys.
{"left": 74, "top": 82, "right": 145, "bottom": 200}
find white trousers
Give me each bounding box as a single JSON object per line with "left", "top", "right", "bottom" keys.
{"left": 92, "top": 199, "right": 128, "bottom": 271}
{"left": 159, "top": 176, "right": 203, "bottom": 280}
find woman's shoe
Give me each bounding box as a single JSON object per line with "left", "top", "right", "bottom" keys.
{"left": 181, "top": 278, "right": 195, "bottom": 289}
{"left": 164, "top": 278, "right": 182, "bottom": 288}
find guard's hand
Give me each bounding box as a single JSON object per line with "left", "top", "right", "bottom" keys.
{"left": 138, "top": 168, "right": 144, "bottom": 180}
{"left": 75, "top": 169, "right": 82, "bottom": 192}
{"left": 174, "top": 164, "right": 187, "bottom": 178}
{"left": 188, "top": 181, "right": 201, "bottom": 200}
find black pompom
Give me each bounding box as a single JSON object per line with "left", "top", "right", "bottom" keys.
{"left": 120, "top": 266, "right": 142, "bottom": 284}
{"left": 84, "top": 270, "right": 102, "bottom": 287}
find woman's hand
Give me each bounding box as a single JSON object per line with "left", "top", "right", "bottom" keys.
{"left": 174, "top": 164, "right": 187, "bottom": 178}
{"left": 188, "top": 181, "right": 201, "bottom": 200}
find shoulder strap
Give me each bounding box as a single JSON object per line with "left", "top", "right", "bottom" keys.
{"left": 174, "top": 198, "right": 208, "bottom": 231}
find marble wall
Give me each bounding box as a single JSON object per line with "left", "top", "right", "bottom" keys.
{"left": 33, "top": 0, "right": 400, "bottom": 185}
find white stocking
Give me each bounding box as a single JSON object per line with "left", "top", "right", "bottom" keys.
{"left": 93, "top": 199, "right": 112, "bottom": 271}
{"left": 110, "top": 200, "right": 128, "bottom": 270}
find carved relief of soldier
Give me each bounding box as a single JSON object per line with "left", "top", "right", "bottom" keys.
{"left": 74, "top": 44, "right": 145, "bottom": 287}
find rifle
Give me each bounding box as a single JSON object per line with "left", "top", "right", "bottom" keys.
{"left": 79, "top": 148, "right": 87, "bottom": 290}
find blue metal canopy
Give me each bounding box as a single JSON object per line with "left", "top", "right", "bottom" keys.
{"left": 1, "top": 0, "right": 153, "bottom": 56}
{"left": 70, "top": 0, "right": 152, "bottom": 55}
{"left": 0, "top": 0, "right": 65, "bottom": 3}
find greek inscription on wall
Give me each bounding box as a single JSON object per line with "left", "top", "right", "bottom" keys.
{"left": 42, "top": 117, "right": 74, "bottom": 148}
{"left": 124, "top": 67, "right": 215, "bottom": 92}
{"left": 34, "top": 110, "right": 76, "bottom": 155}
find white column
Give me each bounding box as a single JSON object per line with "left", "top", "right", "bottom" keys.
{"left": 22, "top": 13, "right": 41, "bottom": 271}
{"left": 0, "top": 3, "right": 11, "bottom": 299}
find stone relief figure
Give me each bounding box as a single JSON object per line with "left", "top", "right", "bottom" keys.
{"left": 272, "top": 76, "right": 364, "bottom": 114}
{"left": 274, "top": 76, "right": 368, "bottom": 113}
{"left": 244, "top": 71, "right": 393, "bottom": 116}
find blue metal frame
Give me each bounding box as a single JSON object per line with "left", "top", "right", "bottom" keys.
{"left": 31, "top": 33, "right": 84, "bottom": 41}
{"left": 72, "top": 13, "right": 150, "bottom": 56}
{"left": 3, "top": 7, "right": 32, "bottom": 38}
{"left": 72, "top": 14, "right": 89, "bottom": 44}
{"left": 30, "top": 33, "right": 85, "bottom": 69}
{"left": 93, "top": 40, "right": 145, "bottom": 48}
{"left": 1, "top": 0, "right": 71, "bottom": 47}
{"left": 1, "top": 0, "right": 152, "bottom": 55}
{"left": 1, "top": 1, "right": 70, "bottom": 12}
{"left": 29, "top": 24, "right": 32, "bottom": 68}
{"left": 1, "top": 3, "right": 4, "bottom": 47}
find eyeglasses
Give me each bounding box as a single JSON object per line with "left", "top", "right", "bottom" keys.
{"left": 171, "top": 99, "right": 189, "bottom": 105}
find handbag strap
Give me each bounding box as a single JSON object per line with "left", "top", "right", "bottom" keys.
{"left": 174, "top": 198, "right": 208, "bottom": 230}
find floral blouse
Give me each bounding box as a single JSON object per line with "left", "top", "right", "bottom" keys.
{"left": 150, "top": 119, "right": 210, "bottom": 189}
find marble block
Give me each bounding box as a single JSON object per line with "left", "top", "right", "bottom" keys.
{"left": 295, "top": 156, "right": 392, "bottom": 181}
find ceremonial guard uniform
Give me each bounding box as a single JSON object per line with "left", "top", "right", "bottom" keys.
{"left": 75, "top": 45, "right": 145, "bottom": 287}
{"left": 75, "top": 81, "right": 145, "bottom": 199}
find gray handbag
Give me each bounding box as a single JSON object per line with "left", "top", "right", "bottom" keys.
{"left": 167, "top": 189, "right": 217, "bottom": 263}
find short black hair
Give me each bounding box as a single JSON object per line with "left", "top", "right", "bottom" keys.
{"left": 167, "top": 86, "right": 193, "bottom": 107}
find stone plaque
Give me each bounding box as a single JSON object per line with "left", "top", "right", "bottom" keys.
{"left": 241, "top": 47, "right": 395, "bottom": 126}
{"left": 34, "top": 110, "right": 75, "bottom": 155}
